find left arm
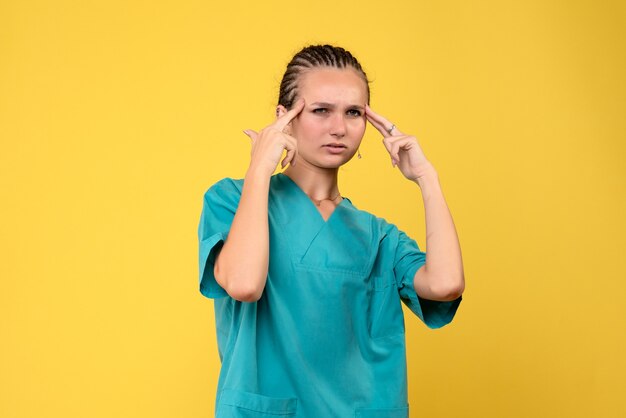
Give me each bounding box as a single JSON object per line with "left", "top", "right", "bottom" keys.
{"left": 413, "top": 166, "right": 464, "bottom": 301}
{"left": 365, "top": 105, "right": 465, "bottom": 302}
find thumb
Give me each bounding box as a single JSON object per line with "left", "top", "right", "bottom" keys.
{"left": 242, "top": 129, "right": 258, "bottom": 142}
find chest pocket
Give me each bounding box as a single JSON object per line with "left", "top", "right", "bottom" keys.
{"left": 217, "top": 389, "right": 297, "bottom": 417}
{"left": 369, "top": 273, "right": 405, "bottom": 339}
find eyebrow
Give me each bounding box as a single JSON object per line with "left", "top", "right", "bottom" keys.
{"left": 310, "top": 102, "right": 365, "bottom": 110}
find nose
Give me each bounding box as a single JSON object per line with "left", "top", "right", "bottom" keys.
{"left": 329, "top": 113, "right": 347, "bottom": 138}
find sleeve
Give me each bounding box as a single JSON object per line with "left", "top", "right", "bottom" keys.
{"left": 393, "top": 227, "right": 462, "bottom": 329}
{"left": 197, "top": 178, "right": 242, "bottom": 299}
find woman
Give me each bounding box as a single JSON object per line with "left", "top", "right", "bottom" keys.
{"left": 198, "top": 44, "right": 464, "bottom": 417}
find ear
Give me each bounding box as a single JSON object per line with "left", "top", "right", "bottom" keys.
{"left": 276, "top": 104, "right": 288, "bottom": 119}
{"left": 276, "top": 104, "right": 293, "bottom": 134}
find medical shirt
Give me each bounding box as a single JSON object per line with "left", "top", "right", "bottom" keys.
{"left": 198, "top": 173, "right": 461, "bottom": 418}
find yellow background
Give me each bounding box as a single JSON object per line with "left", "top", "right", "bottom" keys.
{"left": 1, "top": 0, "right": 625, "bottom": 417}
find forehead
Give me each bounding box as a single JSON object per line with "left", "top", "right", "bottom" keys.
{"left": 298, "top": 67, "right": 368, "bottom": 104}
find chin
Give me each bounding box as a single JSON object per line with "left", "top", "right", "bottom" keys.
{"left": 317, "top": 156, "right": 356, "bottom": 169}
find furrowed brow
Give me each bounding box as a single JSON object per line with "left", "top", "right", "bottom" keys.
{"left": 311, "top": 102, "right": 365, "bottom": 110}
{"left": 311, "top": 102, "right": 336, "bottom": 108}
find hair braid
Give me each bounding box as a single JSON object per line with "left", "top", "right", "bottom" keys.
{"left": 278, "top": 44, "right": 370, "bottom": 109}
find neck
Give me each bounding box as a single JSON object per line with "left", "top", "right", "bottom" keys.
{"left": 282, "top": 164, "right": 339, "bottom": 200}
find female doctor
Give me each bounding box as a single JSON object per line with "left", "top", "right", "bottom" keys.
{"left": 198, "top": 44, "right": 465, "bottom": 417}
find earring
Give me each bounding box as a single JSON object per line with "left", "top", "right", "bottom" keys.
{"left": 357, "top": 149, "right": 362, "bottom": 159}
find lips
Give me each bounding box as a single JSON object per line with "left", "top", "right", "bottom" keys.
{"left": 322, "top": 143, "right": 348, "bottom": 155}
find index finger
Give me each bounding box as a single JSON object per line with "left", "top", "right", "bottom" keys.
{"left": 365, "top": 105, "right": 404, "bottom": 137}
{"left": 274, "top": 98, "right": 305, "bottom": 131}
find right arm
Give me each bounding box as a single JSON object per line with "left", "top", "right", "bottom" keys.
{"left": 213, "top": 99, "right": 304, "bottom": 302}
{"left": 213, "top": 168, "right": 270, "bottom": 302}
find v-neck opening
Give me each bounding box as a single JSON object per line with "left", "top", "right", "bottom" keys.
{"left": 276, "top": 172, "right": 347, "bottom": 225}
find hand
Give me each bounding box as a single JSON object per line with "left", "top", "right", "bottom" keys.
{"left": 365, "top": 105, "right": 435, "bottom": 182}
{"left": 243, "top": 99, "right": 305, "bottom": 176}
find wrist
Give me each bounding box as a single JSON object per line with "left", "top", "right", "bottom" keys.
{"left": 414, "top": 164, "right": 438, "bottom": 187}
{"left": 242, "top": 168, "right": 272, "bottom": 202}
{"left": 246, "top": 163, "right": 274, "bottom": 180}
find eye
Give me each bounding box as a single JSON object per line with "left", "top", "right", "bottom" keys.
{"left": 313, "top": 108, "right": 328, "bottom": 114}
{"left": 347, "top": 109, "right": 362, "bottom": 117}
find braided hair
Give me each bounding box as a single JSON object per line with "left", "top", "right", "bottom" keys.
{"left": 278, "top": 44, "right": 370, "bottom": 109}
